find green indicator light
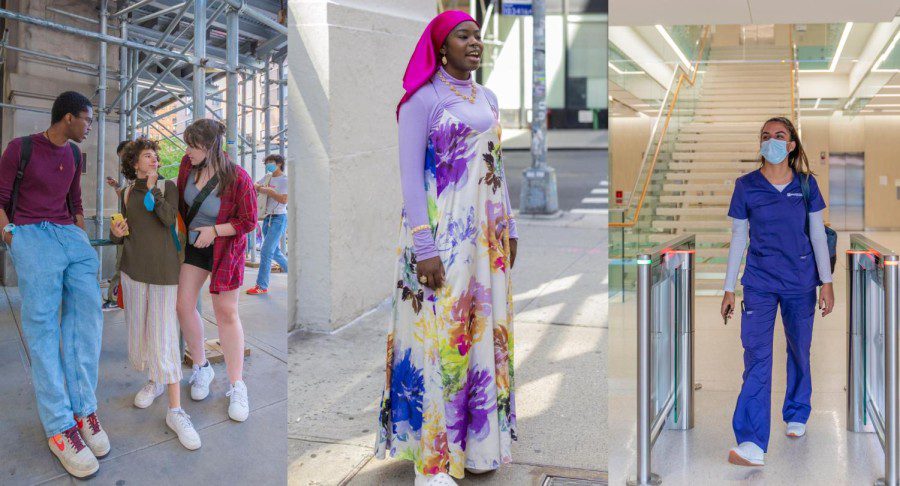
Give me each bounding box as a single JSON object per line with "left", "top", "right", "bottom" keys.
{"left": 637, "top": 259, "right": 652, "bottom": 265}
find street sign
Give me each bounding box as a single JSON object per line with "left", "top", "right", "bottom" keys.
{"left": 502, "top": 0, "right": 533, "bottom": 15}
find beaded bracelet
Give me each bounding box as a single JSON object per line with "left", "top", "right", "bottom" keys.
{"left": 410, "top": 224, "right": 431, "bottom": 234}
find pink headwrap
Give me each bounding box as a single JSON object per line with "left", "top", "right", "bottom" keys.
{"left": 396, "top": 10, "right": 479, "bottom": 120}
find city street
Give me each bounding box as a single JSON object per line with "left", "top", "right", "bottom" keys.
{"left": 504, "top": 149, "right": 608, "bottom": 214}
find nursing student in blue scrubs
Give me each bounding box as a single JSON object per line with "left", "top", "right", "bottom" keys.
{"left": 720, "top": 116, "right": 835, "bottom": 466}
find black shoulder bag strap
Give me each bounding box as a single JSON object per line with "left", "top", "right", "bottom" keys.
{"left": 8, "top": 136, "right": 33, "bottom": 222}
{"left": 66, "top": 143, "right": 81, "bottom": 222}
{"left": 185, "top": 174, "right": 220, "bottom": 227}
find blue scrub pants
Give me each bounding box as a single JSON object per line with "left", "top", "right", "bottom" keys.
{"left": 733, "top": 286, "right": 817, "bottom": 451}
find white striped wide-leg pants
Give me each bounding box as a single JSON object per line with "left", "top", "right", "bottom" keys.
{"left": 121, "top": 272, "right": 183, "bottom": 384}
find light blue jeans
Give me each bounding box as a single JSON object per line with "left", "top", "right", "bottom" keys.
{"left": 256, "top": 214, "right": 288, "bottom": 290}
{"left": 10, "top": 222, "right": 103, "bottom": 437}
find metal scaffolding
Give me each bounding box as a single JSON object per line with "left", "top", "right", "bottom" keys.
{"left": 0, "top": 0, "right": 288, "bottom": 272}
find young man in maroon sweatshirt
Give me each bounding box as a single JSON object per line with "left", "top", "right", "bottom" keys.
{"left": 0, "top": 91, "right": 108, "bottom": 478}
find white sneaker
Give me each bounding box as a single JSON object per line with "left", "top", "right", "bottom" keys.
{"left": 786, "top": 422, "right": 807, "bottom": 437}
{"left": 226, "top": 380, "right": 249, "bottom": 422}
{"left": 189, "top": 362, "right": 215, "bottom": 401}
{"left": 166, "top": 408, "right": 201, "bottom": 450}
{"left": 728, "top": 441, "right": 765, "bottom": 466}
{"left": 134, "top": 381, "right": 165, "bottom": 409}
{"left": 48, "top": 426, "right": 100, "bottom": 478}
{"left": 414, "top": 471, "right": 457, "bottom": 486}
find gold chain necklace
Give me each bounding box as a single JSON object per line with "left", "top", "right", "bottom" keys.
{"left": 438, "top": 71, "right": 477, "bottom": 104}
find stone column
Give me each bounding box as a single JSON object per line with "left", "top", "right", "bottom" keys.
{"left": 287, "top": 0, "right": 436, "bottom": 331}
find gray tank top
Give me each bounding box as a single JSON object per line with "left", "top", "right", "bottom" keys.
{"left": 183, "top": 174, "right": 221, "bottom": 230}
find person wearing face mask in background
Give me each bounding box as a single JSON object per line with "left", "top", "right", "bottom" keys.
{"left": 721, "top": 116, "right": 835, "bottom": 467}
{"left": 246, "top": 154, "right": 288, "bottom": 295}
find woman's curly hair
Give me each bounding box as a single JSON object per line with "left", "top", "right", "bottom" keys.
{"left": 120, "top": 137, "right": 159, "bottom": 181}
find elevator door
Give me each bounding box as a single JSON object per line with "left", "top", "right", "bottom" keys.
{"left": 829, "top": 153, "right": 865, "bottom": 231}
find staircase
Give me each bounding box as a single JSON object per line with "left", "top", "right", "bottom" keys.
{"left": 646, "top": 45, "right": 796, "bottom": 294}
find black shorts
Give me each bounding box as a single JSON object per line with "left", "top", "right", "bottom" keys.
{"left": 184, "top": 244, "right": 214, "bottom": 272}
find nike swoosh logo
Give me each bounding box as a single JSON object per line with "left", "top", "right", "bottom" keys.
{"left": 52, "top": 435, "right": 65, "bottom": 452}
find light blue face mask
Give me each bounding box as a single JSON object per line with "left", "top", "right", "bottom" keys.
{"left": 760, "top": 139, "right": 789, "bottom": 164}
{"left": 265, "top": 163, "right": 277, "bottom": 173}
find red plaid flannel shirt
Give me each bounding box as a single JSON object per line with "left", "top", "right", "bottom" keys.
{"left": 177, "top": 155, "right": 257, "bottom": 293}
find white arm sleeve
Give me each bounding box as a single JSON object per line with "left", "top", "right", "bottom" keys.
{"left": 724, "top": 218, "right": 749, "bottom": 293}
{"left": 809, "top": 210, "right": 833, "bottom": 284}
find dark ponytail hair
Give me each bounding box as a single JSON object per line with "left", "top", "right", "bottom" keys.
{"left": 759, "top": 116, "right": 813, "bottom": 175}
{"left": 183, "top": 119, "right": 236, "bottom": 195}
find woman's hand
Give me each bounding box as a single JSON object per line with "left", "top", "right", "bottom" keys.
{"left": 416, "top": 256, "right": 445, "bottom": 290}
{"left": 146, "top": 170, "right": 159, "bottom": 189}
{"left": 820, "top": 283, "right": 835, "bottom": 317}
{"left": 193, "top": 226, "right": 217, "bottom": 248}
{"left": 110, "top": 218, "right": 129, "bottom": 238}
{"left": 721, "top": 291, "right": 736, "bottom": 322}
{"left": 509, "top": 238, "right": 518, "bottom": 269}
{"left": 106, "top": 177, "right": 119, "bottom": 189}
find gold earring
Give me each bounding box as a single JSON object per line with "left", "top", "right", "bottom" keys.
{"left": 441, "top": 55, "right": 448, "bottom": 65}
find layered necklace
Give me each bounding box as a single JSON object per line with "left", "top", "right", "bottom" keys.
{"left": 438, "top": 71, "right": 477, "bottom": 104}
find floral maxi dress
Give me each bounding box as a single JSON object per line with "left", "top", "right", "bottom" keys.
{"left": 375, "top": 107, "right": 517, "bottom": 478}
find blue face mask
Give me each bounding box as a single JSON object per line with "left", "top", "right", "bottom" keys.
{"left": 760, "top": 139, "right": 789, "bottom": 164}
{"left": 265, "top": 163, "right": 277, "bottom": 173}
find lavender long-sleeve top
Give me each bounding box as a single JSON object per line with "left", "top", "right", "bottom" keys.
{"left": 398, "top": 66, "right": 518, "bottom": 261}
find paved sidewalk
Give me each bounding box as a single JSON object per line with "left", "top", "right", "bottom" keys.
{"left": 288, "top": 212, "right": 608, "bottom": 485}
{"left": 502, "top": 129, "right": 609, "bottom": 151}
{"left": 0, "top": 266, "right": 287, "bottom": 485}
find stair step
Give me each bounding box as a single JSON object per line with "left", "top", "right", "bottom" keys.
{"left": 662, "top": 183, "right": 735, "bottom": 193}
{"left": 678, "top": 133, "right": 760, "bottom": 143}
{"left": 658, "top": 194, "right": 731, "bottom": 205}
{"left": 672, "top": 152, "right": 759, "bottom": 161}
{"left": 666, "top": 171, "right": 751, "bottom": 182}
{"left": 694, "top": 107, "right": 792, "bottom": 116}
{"left": 669, "top": 161, "right": 758, "bottom": 171}
{"left": 682, "top": 122, "right": 768, "bottom": 133}
{"left": 706, "top": 65, "right": 792, "bottom": 73}
{"left": 690, "top": 115, "right": 782, "bottom": 124}
{"left": 674, "top": 141, "right": 759, "bottom": 152}
{"left": 701, "top": 85, "right": 791, "bottom": 94}
{"left": 656, "top": 206, "right": 733, "bottom": 216}
{"left": 652, "top": 220, "right": 729, "bottom": 230}
{"left": 695, "top": 100, "right": 790, "bottom": 109}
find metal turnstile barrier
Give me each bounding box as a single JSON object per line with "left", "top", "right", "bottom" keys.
{"left": 628, "top": 235, "right": 696, "bottom": 486}
{"left": 848, "top": 234, "right": 900, "bottom": 486}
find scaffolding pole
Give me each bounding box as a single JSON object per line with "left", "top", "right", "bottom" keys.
{"left": 240, "top": 71, "right": 247, "bottom": 168}
{"left": 225, "top": 6, "right": 239, "bottom": 163}
{"left": 0, "top": 8, "right": 226, "bottom": 70}
{"left": 118, "top": 19, "right": 128, "bottom": 151}
{"left": 96, "top": 0, "right": 109, "bottom": 257}
{"left": 278, "top": 59, "right": 286, "bottom": 157}
{"left": 263, "top": 58, "right": 271, "bottom": 158}
{"left": 250, "top": 69, "right": 258, "bottom": 263}
{"left": 107, "top": 1, "right": 191, "bottom": 111}
{"left": 193, "top": 0, "right": 207, "bottom": 120}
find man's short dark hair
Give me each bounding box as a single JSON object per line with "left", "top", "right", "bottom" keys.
{"left": 116, "top": 140, "right": 130, "bottom": 154}
{"left": 51, "top": 91, "right": 92, "bottom": 124}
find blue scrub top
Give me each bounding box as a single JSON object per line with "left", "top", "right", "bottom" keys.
{"left": 728, "top": 169, "right": 826, "bottom": 293}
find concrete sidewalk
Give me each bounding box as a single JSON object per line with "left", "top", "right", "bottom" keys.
{"left": 288, "top": 213, "right": 609, "bottom": 485}
{"left": 502, "top": 129, "right": 609, "bottom": 151}
{"left": 0, "top": 266, "right": 287, "bottom": 485}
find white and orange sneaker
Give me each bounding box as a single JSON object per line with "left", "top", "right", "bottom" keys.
{"left": 76, "top": 413, "right": 110, "bottom": 458}
{"left": 728, "top": 441, "right": 765, "bottom": 466}
{"left": 48, "top": 426, "right": 99, "bottom": 478}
